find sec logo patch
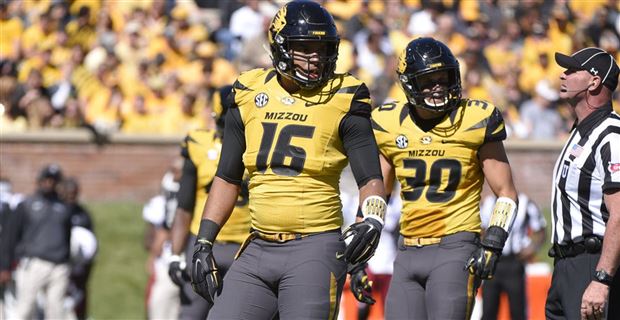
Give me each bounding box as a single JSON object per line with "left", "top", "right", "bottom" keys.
{"left": 395, "top": 135, "right": 408, "bottom": 149}
{"left": 255, "top": 93, "right": 269, "bottom": 107}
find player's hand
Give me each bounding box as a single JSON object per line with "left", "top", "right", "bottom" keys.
{"left": 190, "top": 240, "right": 222, "bottom": 303}
{"left": 339, "top": 218, "right": 382, "bottom": 265}
{"left": 349, "top": 264, "right": 375, "bottom": 305}
{"left": 168, "top": 255, "right": 190, "bottom": 287}
{"left": 465, "top": 246, "right": 500, "bottom": 280}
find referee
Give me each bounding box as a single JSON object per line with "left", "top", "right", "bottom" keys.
{"left": 480, "top": 193, "right": 546, "bottom": 320}
{"left": 546, "top": 47, "right": 620, "bottom": 320}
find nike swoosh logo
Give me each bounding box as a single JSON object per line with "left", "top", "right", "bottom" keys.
{"left": 442, "top": 139, "right": 461, "bottom": 144}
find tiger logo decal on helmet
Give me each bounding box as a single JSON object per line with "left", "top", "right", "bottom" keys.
{"left": 268, "top": 6, "right": 287, "bottom": 44}
{"left": 398, "top": 49, "right": 407, "bottom": 74}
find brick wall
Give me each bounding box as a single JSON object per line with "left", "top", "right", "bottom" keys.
{"left": 1, "top": 131, "right": 180, "bottom": 202}
{"left": 497, "top": 144, "right": 561, "bottom": 208}
{"left": 0, "top": 131, "right": 563, "bottom": 208}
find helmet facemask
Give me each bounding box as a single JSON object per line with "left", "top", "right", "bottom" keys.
{"left": 272, "top": 36, "right": 339, "bottom": 90}
{"left": 399, "top": 67, "right": 461, "bottom": 113}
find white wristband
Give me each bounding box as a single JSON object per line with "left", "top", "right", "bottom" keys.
{"left": 361, "top": 195, "right": 387, "bottom": 226}
{"left": 489, "top": 196, "right": 517, "bottom": 232}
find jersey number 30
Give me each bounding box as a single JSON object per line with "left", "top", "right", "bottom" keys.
{"left": 256, "top": 122, "right": 315, "bottom": 176}
{"left": 402, "top": 158, "right": 462, "bottom": 203}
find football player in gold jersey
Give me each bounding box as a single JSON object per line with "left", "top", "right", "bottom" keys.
{"left": 372, "top": 37, "right": 518, "bottom": 319}
{"left": 189, "top": 1, "right": 386, "bottom": 319}
{"left": 168, "top": 86, "right": 251, "bottom": 319}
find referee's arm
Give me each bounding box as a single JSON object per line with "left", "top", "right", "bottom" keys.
{"left": 597, "top": 189, "right": 620, "bottom": 277}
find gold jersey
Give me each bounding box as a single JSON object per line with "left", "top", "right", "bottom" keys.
{"left": 182, "top": 129, "right": 250, "bottom": 243}
{"left": 231, "top": 68, "right": 372, "bottom": 234}
{"left": 372, "top": 99, "right": 507, "bottom": 238}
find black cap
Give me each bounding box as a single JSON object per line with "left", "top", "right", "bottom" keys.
{"left": 555, "top": 47, "right": 619, "bottom": 90}
{"left": 38, "top": 164, "right": 63, "bottom": 182}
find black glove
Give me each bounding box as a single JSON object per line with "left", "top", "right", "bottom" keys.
{"left": 465, "top": 246, "right": 500, "bottom": 279}
{"left": 190, "top": 240, "right": 222, "bottom": 304}
{"left": 168, "top": 255, "right": 190, "bottom": 287}
{"left": 349, "top": 263, "right": 375, "bottom": 305}
{"left": 465, "top": 226, "right": 507, "bottom": 280}
{"left": 339, "top": 218, "right": 382, "bottom": 265}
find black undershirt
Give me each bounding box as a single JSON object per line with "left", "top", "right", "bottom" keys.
{"left": 177, "top": 158, "right": 198, "bottom": 212}
{"left": 408, "top": 104, "right": 448, "bottom": 132}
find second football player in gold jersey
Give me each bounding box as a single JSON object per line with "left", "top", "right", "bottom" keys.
{"left": 168, "top": 86, "right": 251, "bottom": 319}
{"left": 190, "top": 2, "right": 386, "bottom": 319}
{"left": 373, "top": 37, "right": 518, "bottom": 319}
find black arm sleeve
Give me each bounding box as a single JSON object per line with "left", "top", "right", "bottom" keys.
{"left": 340, "top": 114, "right": 383, "bottom": 187}
{"left": 215, "top": 106, "right": 246, "bottom": 185}
{"left": 177, "top": 158, "right": 198, "bottom": 212}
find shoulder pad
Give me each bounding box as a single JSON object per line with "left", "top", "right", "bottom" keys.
{"left": 316, "top": 74, "right": 372, "bottom": 115}
{"left": 371, "top": 101, "right": 408, "bottom": 133}
{"left": 230, "top": 68, "right": 274, "bottom": 109}
{"left": 465, "top": 99, "right": 493, "bottom": 111}
{"left": 234, "top": 68, "right": 272, "bottom": 91}
{"left": 347, "top": 82, "right": 371, "bottom": 117}
{"left": 462, "top": 99, "right": 506, "bottom": 142}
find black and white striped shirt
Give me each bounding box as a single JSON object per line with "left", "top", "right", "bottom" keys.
{"left": 551, "top": 103, "right": 620, "bottom": 245}
{"left": 481, "top": 193, "right": 546, "bottom": 255}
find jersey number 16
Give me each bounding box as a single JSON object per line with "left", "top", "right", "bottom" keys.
{"left": 256, "top": 122, "right": 315, "bottom": 176}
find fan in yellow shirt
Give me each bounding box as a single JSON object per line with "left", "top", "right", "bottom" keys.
{"left": 160, "top": 92, "right": 206, "bottom": 135}
{"left": 0, "top": 3, "right": 23, "bottom": 60}
{"left": 20, "top": 12, "right": 57, "bottom": 57}
{"left": 65, "top": 6, "right": 97, "bottom": 51}
{"left": 84, "top": 85, "right": 123, "bottom": 131}
{"left": 120, "top": 95, "right": 160, "bottom": 134}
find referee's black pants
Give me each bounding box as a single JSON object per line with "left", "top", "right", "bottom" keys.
{"left": 546, "top": 252, "right": 620, "bottom": 320}
{"left": 481, "top": 254, "right": 526, "bottom": 320}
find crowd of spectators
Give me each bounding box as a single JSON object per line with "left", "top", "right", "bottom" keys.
{"left": 1, "top": 0, "right": 619, "bottom": 140}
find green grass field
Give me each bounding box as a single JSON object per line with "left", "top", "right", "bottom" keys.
{"left": 538, "top": 208, "right": 554, "bottom": 265}
{"left": 87, "top": 201, "right": 148, "bottom": 319}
